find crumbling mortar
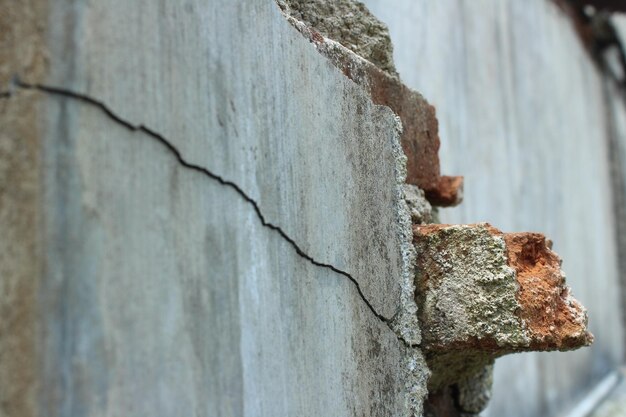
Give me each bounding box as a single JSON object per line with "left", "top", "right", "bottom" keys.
{"left": 1, "top": 77, "right": 422, "bottom": 349}
{"left": 276, "top": 0, "right": 398, "bottom": 76}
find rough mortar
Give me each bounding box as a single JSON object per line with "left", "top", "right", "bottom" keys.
{"left": 454, "top": 362, "right": 494, "bottom": 414}
{"left": 414, "top": 224, "right": 529, "bottom": 350}
{"left": 403, "top": 184, "right": 434, "bottom": 224}
{"left": 277, "top": 0, "right": 397, "bottom": 76}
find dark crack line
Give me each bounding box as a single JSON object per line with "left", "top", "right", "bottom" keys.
{"left": 5, "top": 77, "right": 401, "bottom": 332}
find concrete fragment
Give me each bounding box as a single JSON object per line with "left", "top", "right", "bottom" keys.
{"left": 414, "top": 223, "right": 592, "bottom": 353}
{"left": 413, "top": 223, "right": 592, "bottom": 391}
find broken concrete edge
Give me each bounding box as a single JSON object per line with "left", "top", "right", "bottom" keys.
{"left": 413, "top": 223, "right": 592, "bottom": 410}
{"left": 391, "top": 146, "right": 424, "bottom": 347}
{"left": 404, "top": 348, "right": 431, "bottom": 417}
{"left": 280, "top": 0, "right": 426, "bottom": 343}
{"left": 278, "top": 7, "right": 463, "bottom": 208}
{"left": 414, "top": 222, "right": 593, "bottom": 354}
{"left": 276, "top": 0, "right": 399, "bottom": 76}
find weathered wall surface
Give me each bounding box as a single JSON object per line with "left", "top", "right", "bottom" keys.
{"left": 0, "top": 2, "right": 48, "bottom": 415}
{"left": 362, "top": 0, "right": 625, "bottom": 416}
{"left": 0, "top": 0, "right": 429, "bottom": 415}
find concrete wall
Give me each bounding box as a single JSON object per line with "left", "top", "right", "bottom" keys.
{"left": 361, "top": 0, "right": 625, "bottom": 416}
{"left": 1, "top": 0, "right": 428, "bottom": 415}
{"left": 4, "top": 0, "right": 622, "bottom": 415}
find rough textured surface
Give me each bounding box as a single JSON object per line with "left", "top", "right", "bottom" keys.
{"left": 504, "top": 233, "right": 592, "bottom": 350}
{"left": 413, "top": 223, "right": 592, "bottom": 395}
{"left": 404, "top": 184, "right": 434, "bottom": 225}
{"left": 415, "top": 224, "right": 529, "bottom": 352}
{"left": 414, "top": 223, "right": 592, "bottom": 353}
{"left": 282, "top": 13, "right": 462, "bottom": 206}
{"left": 0, "top": 1, "right": 47, "bottom": 416}
{"left": 362, "top": 0, "right": 624, "bottom": 415}
{"left": 0, "top": 0, "right": 430, "bottom": 416}
{"left": 455, "top": 363, "right": 494, "bottom": 414}
{"left": 277, "top": 0, "right": 397, "bottom": 75}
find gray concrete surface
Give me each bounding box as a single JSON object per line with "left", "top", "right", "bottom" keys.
{"left": 33, "top": 94, "right": 415, "bottom": 416}
{"left": 361, "top": 0, "right": 625, "bottom": 416}
{"left": 1, "top": 0, "right": 431, "bottom": 415}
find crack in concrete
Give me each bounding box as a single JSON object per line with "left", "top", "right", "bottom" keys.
{"left": 1, "top": 77, "right": 414, "bottom": 344}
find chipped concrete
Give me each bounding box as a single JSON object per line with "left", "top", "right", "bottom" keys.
{"left": 3, "top": 2, "right": 603, "bottom": 417}
{"left": 413, "top": 223, "right": 592, "bottom": 411}
{"left": 277, "top": 0, "right": 398, "bottom": 76}
{"left": 281, "top": 11, "right": 463, "bottom": 206}
{"left": 414, "top": 224, "right": 530, "bottom": 353}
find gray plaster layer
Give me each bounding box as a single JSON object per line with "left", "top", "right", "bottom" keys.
{"left": 41, "top": 0, "right": 405, "bottom": 322}
{"left": 361, "top": 0, "right": 625, "bottom": 416}
{"left": 2, "top": 0, "right": 433, "bottom": 415}
{"left": 31, "top": 93, "right": 418, "bottom": 417}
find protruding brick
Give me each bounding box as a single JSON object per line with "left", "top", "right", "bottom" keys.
{"left": 504, "top": 232, "right": 592, "bottom": 350}
{"left": 424, "top": 176, "right": 464, "bottom": 207}
{"left": 413, "top": 223, "right": 592, "bottom": 390}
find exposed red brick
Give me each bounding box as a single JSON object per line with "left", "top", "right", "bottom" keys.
{"left": 353, "top": 64, "right": 465, "bottom": 207}
{"left": 413, "top": 223, "right": 592, "bottom": 353}
{"left": 363, "top": 67, "right": 441, "bottom": 193}
{"left": 503, "top": 232, "right": 594, "bottom": 350}
{"left": 424, "top": 176, "right": 464, "bottom": 207}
